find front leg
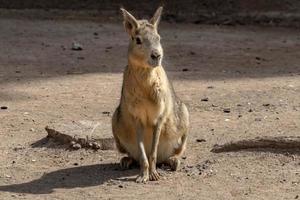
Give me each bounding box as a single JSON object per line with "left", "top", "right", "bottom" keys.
{"left": 135, "top": 122, "right": 149, "bottom": 183}
{"left": 149, "top": 117, "right": 163, "bottom": 181}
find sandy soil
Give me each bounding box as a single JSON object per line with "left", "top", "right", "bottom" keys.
{"left": 0, "top": 17, "right": 299, "bottom": 200}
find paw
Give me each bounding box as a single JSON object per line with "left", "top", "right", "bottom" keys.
{"left": 120, "top": 157, "right": 133, "bottom": 170}
{"left": 136, "top": 173, "right": 149, "bottom": 183}
{"left": 168, "top": 157, "right": 180, "bottom": 171}
{"left": 149, "top": 169, "right": 160, "bottom": 181}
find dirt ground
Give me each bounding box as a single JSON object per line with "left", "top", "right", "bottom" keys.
{"left": 0, "top": 16, "right": 299, "bottom": 200}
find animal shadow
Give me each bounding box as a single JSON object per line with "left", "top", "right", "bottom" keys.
{"left": 0, "top": 163, "right": 137, "bottom": 194}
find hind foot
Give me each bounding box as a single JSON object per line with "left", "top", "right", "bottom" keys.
{"left": 120, "top": 156, "right": 134, "bottom": 170}
{"left": 149, "top": 169, "right": 160, "bottom": 181}
{"left": 166, "top": 156, "right": 181, "bottom": 171}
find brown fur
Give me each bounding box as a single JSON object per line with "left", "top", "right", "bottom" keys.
{"left": 112, "top": 7, "right": 189, "bottom": 183}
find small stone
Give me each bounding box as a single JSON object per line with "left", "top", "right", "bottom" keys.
{"left": 30, "top": 128, "right": 35, "bottom": 132}
{"left": 102, "top": 111, "right": 110, "bottom": 116}
{"left": 263, "top": 103, "right": 270, "bottom": 107}
{"left": 212, "top": 104, "right": 218, "bottom": 107}
{"left": 72, "top": 143, "right": 82, "bottom": 150}
{"left": 255, "top": 118, "right": 262, "bottom": 122}
{"left": 5, "top": 174, "right": 11, "bottom": 178}
{"left": 71, "top": 42, "right": 83, "bottom": 51}
{"left": 118, "top": 185, "right": 124, "bottom": 188}
{"left": 248, "top": 109, "right": 253, "bottom": 112}
{"left": 182, "top": 68, "right": 189, "bottom": 72}
{"left": 93, "top": 32, "right": 98, "bottom": 36}
{"left": 207, "top": 86, "right": 214, "bottom": 89}
{"left": 13, "top": 146, "right": 24, "bottom": 151}
{"left": 295, "top": 195, "right": 299, "bottom": 199}
{"left": 201, "top": 97, "right": 209, "bottom": 102}
{"left": 189, "top": 51, "right": 196, "bottom": 55}
{"left": 196, "top": 139, "right": 206, "bottom": 143}
{"left": 0, "top": 106, "right": 8, "bottom": 110}
{"left": 223, "top": 108, "right": 231, "bottom": 113}
{"left": 92, "top": 142, "right": 101, "bottom": 150}
{"left": 32, "top": 159, "right": 36, "bottom": 162}
{"left": 182, "top": 156, "right": 187, "bottom": 160}
{"left": 73, "top": 163, "right": 79, "bottom": 166}
{"left": 238, "top": 114, "right": 242, "bottom": 118}
{"left": 225, "top": 119, "right": 230, "bottom": 122}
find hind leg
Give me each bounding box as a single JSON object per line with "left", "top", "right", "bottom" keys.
{"left": 164, "top": 134, "right": 187, "bottom": 171}
{"left": 112, "top": 107, "right": 135, "bottom": 169}
{"left": 165, "top": 156, "right": 181, "bottom": 171}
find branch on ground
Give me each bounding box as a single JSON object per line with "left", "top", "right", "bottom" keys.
{"left": 211, "top": 136, "right": 300, "bottom": 153}
{"left": 45, "top": 126, "right": 115, "bottom": 150}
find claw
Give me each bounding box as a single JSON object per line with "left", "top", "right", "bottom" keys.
{"left": 136, "top": 174, "right": 149, "bottom": 183}
{"left": 149, "top": 170, "right": 160, "bottom": 181}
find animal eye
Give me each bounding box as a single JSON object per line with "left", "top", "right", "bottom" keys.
{"left": 136, "top": 37, "right": 142, "bottom": 44}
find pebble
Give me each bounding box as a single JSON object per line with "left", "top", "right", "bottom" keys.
{"left": 102, "top": 111, "right": 110, "bottom": 116}
{"left": 72, "top": 143, "right": 82, "bottom": 150}
{"left": 71, "top": 42, "right": 83, "bottom": 51}
{"left": 182, "top": 68, "right": 189, "bottom": 72}
{"left": 5, "top": 174, "right": 11, "bottom": 178}
{"left": 201, "top": 97, "right": 209, "bottom": 102}
{"left": 92, "top": 142, "right": 101, "bottom": 150}
{"left": 223, "top": 108, "right": 231, "bottom": 113}
{"left": 0, "top": 106, "right": 8, "bottom": 110}
{"left": 196, "top": 139, "right": 206, "bottom": 143}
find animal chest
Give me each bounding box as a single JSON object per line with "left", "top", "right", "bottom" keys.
{"left": 124, "top": 75, "right": 166, "bottom": 126}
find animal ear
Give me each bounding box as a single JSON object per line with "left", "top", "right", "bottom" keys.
{"left": 120, "top": 8, "right": 139, "bottom": 36}
{"left": 150, "top": 6, "right": 163, "bottom": 28}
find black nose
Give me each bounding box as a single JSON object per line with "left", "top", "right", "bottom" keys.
{"left": 151, "top": 52, "right": 161, "bottom": 60}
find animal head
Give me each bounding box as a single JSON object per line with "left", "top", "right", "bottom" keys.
{"left": 121, "top": 7, "right": 163, "bottom": 68}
